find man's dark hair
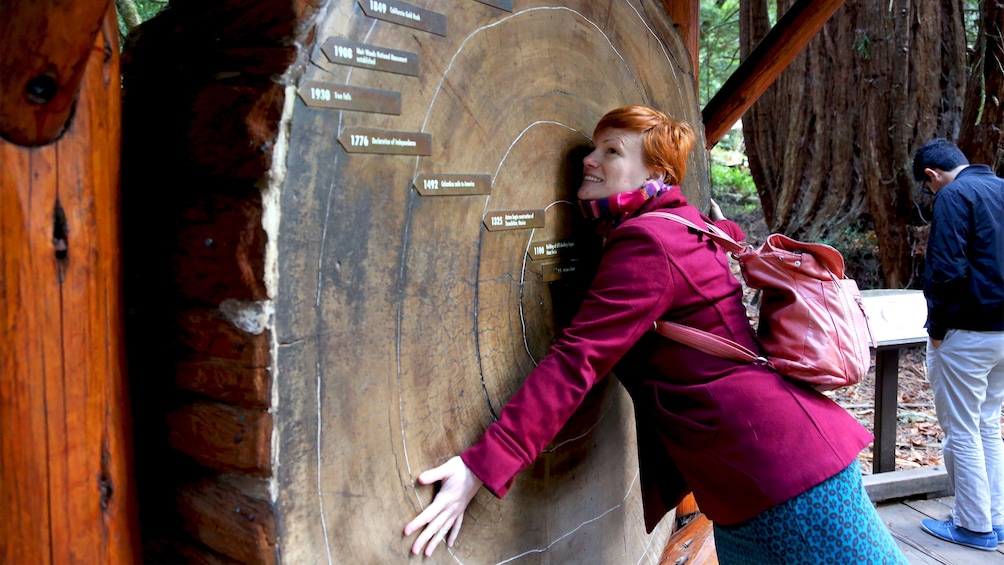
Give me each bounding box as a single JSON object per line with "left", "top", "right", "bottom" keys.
{"left": 912, "top": 138, "right": 969, "bottom": 182}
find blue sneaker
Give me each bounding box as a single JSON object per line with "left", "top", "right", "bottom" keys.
{"left": 921, "top": 519, "right": 997, "bottom": 551}
{"left": 995, "top": 525, "right": 1004, "bottom": 544}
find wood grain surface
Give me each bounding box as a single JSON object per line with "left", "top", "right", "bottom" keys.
{"left": 272, "top": 1, "right": 706, "bottom": 562}
{"left": 0, "top": 6, "right": 138, "bottom": 563}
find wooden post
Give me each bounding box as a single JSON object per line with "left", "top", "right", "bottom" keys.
{"left": 702, "top": 0, "right": 846, "bottom": 148}
{"left": 0, "top": 3, "right": 139, "bottom": 563}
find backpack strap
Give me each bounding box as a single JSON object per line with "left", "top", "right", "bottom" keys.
{"left": 641, "top": 211, "right": 750, "bottom": 256}
{"left": 643, "top": 211, "right": 766, "bottom": 366}
{"left": 652, "top": 321, "right": 769, "bottom": 366}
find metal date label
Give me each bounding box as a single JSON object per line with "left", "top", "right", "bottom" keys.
{"left": 297, "top": 81, "right": 401, "bottom": 115}
{"left": 528, "top": 238, "right": 578, "bottom": 261}
{"left": 483, "top": 210, "right": 545, "bottom": 231}
{"left": 414, "top": 174, "right": 491, "bottom": 196}
{"left": 473, "top": 0, "right": 513, "bottom": 11}
{"left": 541, "top": 260, "right": 581, "bottom": 283}
{"left": 358, "top": 0, "right": 447, "bottom": 36}
{"left": 321, "top": 37, "right": 420, "bottom": 77}
{"left": 337, "top": 128, "right": 432, "bottom": 155}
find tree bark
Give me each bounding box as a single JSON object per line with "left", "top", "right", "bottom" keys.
{"left": 740, "top": 0, "right": 968, "bottom": 288}
{"left": 959, "top": 0, "right": 1004, "bottom": 175}
{"left": 116, "top": 0, "right": 142, "bottom": 32}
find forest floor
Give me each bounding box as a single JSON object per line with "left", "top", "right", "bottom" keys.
{"left": 727, "top": 209, "right": 944, "bottom": 475}
{"left": 826, "top": 347, "right": 942, "bottom": 474}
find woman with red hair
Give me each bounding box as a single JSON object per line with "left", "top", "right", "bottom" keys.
{"left": 404, "top": 106, "right": 906, "bottom": 563}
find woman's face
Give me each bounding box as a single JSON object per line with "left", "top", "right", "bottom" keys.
{"left": 578, "top": 128, "right": 655, "bottom": 201}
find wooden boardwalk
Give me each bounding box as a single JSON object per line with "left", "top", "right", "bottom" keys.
{"left": 878, "top": 496, "right": 1004, "bottom": 564}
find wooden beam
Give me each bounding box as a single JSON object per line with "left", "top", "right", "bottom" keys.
{"left": 702, "top": 0, "right": 846, "bottom": 148}
{"left": 177, "top": 478, "right": 276, "bottom": 564}
{"left": 660, "top": 0, "right": 700, "bottom": 83}
{"left": 0, "top": 6, "right": 139, "bottom": 563}
{"left": 0, "top": 0, "right": 110, "bottom": 146}
{"left": 167, "top": 402, "right": 272, "bottom": 475}
{"left": 863, "top": 466, "right": 953, "bottom": 503}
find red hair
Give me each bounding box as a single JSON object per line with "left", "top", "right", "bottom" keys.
{"left": 594, "top": 106, "right": 695, "bottom": 185}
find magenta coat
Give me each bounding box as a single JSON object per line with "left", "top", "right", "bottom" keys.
{"left": 461, "top": 189, "right": 872, "bottom": 530}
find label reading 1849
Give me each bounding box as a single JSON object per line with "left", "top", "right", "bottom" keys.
{"left": 358, "top": 0, "right": 447, "bottom": 36}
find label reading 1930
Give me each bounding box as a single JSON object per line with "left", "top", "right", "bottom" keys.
{"left": 321, "top": 37, "right": 420, "bottom": 76}
{"left": 296, "top": 81, "right": 401, "bottom": 115}
{"left": 358, "top": 0, "right": 447, "bottom": 36}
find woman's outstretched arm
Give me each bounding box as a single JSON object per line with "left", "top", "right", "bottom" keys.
{"left": 403, "top": 456, "right": 484, "bottom": 557}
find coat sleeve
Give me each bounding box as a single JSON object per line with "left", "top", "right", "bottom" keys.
{"left": 712, "top": 218, "right": 746, "bottom": 243}
{"left": 461, "top": 223, "right": 676, "bottom": 497}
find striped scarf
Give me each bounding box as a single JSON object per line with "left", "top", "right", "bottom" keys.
{"left": 578, "top": 180, "right": 674, "bottom": 232}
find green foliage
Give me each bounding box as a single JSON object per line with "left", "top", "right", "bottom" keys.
{"left": 700, "top": 0, "right": 770, "bottom": 220}
{"left": 699, "top": 0, "right": 742, "bottom": 107}
{"left": 818, "top": 222, "right": 883, "bottom": 290}
{"left": 115, "top": 0, "right": 167, "bottom": 40}
{"left": 709, "top": 132, "right": 759, "bottom": 217}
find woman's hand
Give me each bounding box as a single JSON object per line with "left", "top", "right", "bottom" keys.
{"left": 403, "top": 456, "right": 484, "bottom": 557}
{"left": 709, "top": 198, "right": 726, "bottom": 221}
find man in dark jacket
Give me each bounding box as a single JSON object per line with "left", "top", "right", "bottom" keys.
{"left": 912, "top": 138, "right": 1004, "bottom": 551}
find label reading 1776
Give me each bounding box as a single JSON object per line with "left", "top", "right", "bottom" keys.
{"left": 337, "top": 127, "right": 432, "bottom": 155}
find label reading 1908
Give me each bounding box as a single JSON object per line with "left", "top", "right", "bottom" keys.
{"left": 358, "top": 0, "right": 447, "bottom": 36}
{"left": 337, "top": 127, "right": 432, "bottom": 155}
{"left": 414, "top": 174, "right": 491, "bottom": 196}
{"left": 296, "top": 81, "right": 401, "bottom": 115}
{"left": 321, "top": 37, "right": 420, "bottom": 76}
{"left": 483, "top": 209, "right": 545, "bottom": 231}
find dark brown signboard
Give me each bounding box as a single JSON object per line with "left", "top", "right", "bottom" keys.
{"left": 297, "top": 81, "right": 401, "bottom": 115}
{"left": 321, "top": 37, "right": 420, "bottom": 77}
{"left": 527, "top": 238, "right": 579, "bottom": 261}
{"left": 483, "top": 209, "right": 546, "bottom": 231}
{"left": 473, "top": 0, "right": 513, "bottom": 11}
{"left": 337, "top": 128, "right": 432, "bottom": 155}
{"left": 358, "top": 0, "right": 447, "bottom": 36}
{"left": 541, "top": 260, "right": 581, "bottom": 283}
{"left": 414, "top": 174, "right": 492, "bottom": 196}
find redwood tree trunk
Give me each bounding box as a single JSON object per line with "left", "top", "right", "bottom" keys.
{"left": 741, "top": 0, "right": 967, "bottom": 288}
{"left": 959, "top": 0, "right": 1004, "bottom": 175}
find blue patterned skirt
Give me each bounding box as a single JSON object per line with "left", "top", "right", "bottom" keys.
{"left": 713, "top": 461, "right": 908, "bottom": 564}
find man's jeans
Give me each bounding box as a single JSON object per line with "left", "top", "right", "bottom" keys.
{"left": 927, "top": 329, "right": 1004, "bottom": 533}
